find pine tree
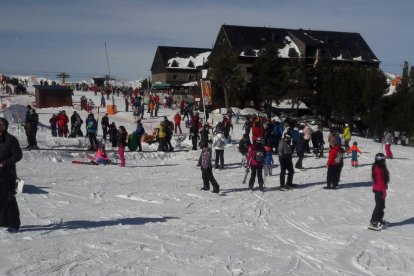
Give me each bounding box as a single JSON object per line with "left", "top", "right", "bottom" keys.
{"left": 208, "top": 48, "right": 245, "bottom": 108}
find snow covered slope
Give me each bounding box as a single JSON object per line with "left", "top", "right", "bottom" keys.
{"left": 0, "top": 89, "right": 414, "bottom": 275}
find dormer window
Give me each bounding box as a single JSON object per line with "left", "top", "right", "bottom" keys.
{"left": 288, "top": 48, "right": 299, "bottom": 58}
{"left": 171, "top": 60, "right": 179, "bottom": 67}
{"left": 243, "top": 47, "right": 256, "bottom": 56}
{"left": 187, "top": 61, "right": 195, "bottom": 68}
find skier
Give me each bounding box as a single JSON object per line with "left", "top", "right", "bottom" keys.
{"left": 303, "top": 123, "right": 313, "bottom": 153}
{"left": 108, "top": 122, "right": 118, "bottom": 148}
{"left": 163, "top": 116, "right": 174, "bottom": 152}
{"left": 25, "top": 108, "right": 39, "bottom": 150}
{"left": 247, "top": 137, "right": 265, "bottom": 191}
{"left": 174, "top": 112, "right": 182, "bottom": 134}
{"left": 49, "top": 113, "right": 58, "bottom": 137}
{"left": 85, "top": 113, "right": 98, "bottom": 150}
{"left": 117, "top": 126, "right": 128, "bottom": 167}
{"left": 0, "top": 117, "right": 23, "bottom": 233}
{"left": 212, "top": 130, "right": 225, "bottom": 169}
{"left": 295, "top": 130, "right": 306, "bottom": 170}
{"left": 369, "top": 153, "right": 390, "bottom": 230}
{"left": 69, "top": 111, "right": 83, "bottom": 138}
{"left": 199, "top": 142, "right": 220, "bottom": 193}
{"left": 383, "top": 131, "right": 394, "bottom": 159}
{"left": 263, "top": 146, "right": 274, "bottom": 177}
{"left": 325, "top": 140, "right": 344, "bottom": 189}
{"left": 342, "top": 123, "right": 352, "bottom": 153}
{"left": 57, "top": 110, "right": 69, "bottom": 138}
{"left": 101, "top": 113, "right": 110, "bottom": 141}
{"left": 95, "top": 144, "right": 111, "bottom": 165}
{"left": 312, "top": 126, "right": 325, "bottom": 158}
{"left": 347, "top": 141, "right": 362, "bottom": 167}
{"left": 278, "top": 133, "right": 295, "bottom": 190}
{"left": 134, "top": 120, "right": 145, "bottom": 152}
{"left": 238, "top": 133, "right": 251, "bottom": 167}
{"left": 155, "top": 120, "right": 167, "bottom": 152}
{"left": 242, "top": 117, "right": 251, "bottom": 137}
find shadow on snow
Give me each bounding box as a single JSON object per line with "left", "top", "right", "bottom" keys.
{"left": 19, "top": 216, "right": 179, "bottom": 233}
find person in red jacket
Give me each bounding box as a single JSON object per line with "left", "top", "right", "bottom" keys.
{"left": 325, "top": 140, "right": 344, "bottom": 189}
{"left": 369, "top": 153, "right": 390, "bottom": 230}
{"left": 173, "top": 112, "right": 182, "bottom": 134}
{"left": 57, "top": 110, "right": 69, "bottom": 137}
{"left": 251, "top": 122, "right": 264, "bottom": 144}
{"left": 247, "top": 137, "right": 266, "bottom": 191}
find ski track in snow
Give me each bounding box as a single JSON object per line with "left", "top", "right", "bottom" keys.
{"left": 1, "top": 89, "right": 414, "bottom": 274}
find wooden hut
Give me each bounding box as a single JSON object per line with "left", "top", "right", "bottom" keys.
{"left": 34, "top": 85, "right": 73, "bottom": 108}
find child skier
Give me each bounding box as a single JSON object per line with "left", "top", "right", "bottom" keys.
{"left": 263, "top": 146, "right": 274, "bottom": 176}
{"left": 95, "top": 144, "right": 111, "bottom": 165}
{"left": 347, "top": 141, "right": 362, "bottom": 167}
{"left": 238, "top": 133, "right": 251, "bottom": 167}
{"left": 199, "top": 142, "right": 220, "bottom": 193}
{"left": 369, "top": 153, "right": 390, "bottom": 231}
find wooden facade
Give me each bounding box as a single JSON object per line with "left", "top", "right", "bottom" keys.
{"left": 34, "top": 85, "right": 73, "bottom": 108}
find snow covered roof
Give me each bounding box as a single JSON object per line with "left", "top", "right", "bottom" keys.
{"left": 220, "top": 25, "right": 379, "bottom": 63}
{"left": 156, "top": 46, "right": 211, "bottom": 70}
{"left": 167, "top": 51, "right": 211, "bottom": 69}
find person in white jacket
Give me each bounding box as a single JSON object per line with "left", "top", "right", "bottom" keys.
{"left": 212, "top": 131, "right": 225, "bottom": 169}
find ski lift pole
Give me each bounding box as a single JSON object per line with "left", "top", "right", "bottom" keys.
{"left": 105, "top": 43, "right": 115, "bottom": 106}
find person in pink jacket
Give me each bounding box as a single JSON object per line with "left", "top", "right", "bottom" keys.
{"left": 369, "top": 153, "right": 390, "bottom": 230}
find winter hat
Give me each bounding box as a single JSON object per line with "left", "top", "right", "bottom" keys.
{"left": 353, "top": 141, "right": 358, "bottom": 146}
{"left": 298, "top": 130, "right": 304, "bottom": 134}
{"left": 375, "top": 153, "right": 386, "bottom": 161}
{"left": 0, "top": 117, "right": 9, "bottom": 130}
{"left": 265, "top": 146, "right": 271, "bottom": 152}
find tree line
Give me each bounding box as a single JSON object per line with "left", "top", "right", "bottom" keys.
{"left": 208, "top": 44, "right": 414, "bottom": 138}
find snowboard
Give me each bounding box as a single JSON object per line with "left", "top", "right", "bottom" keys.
{"left": 127, "top": 134, "right": 138, "bottom": 151}
{"left": 242, "top": 168, "right": 250, "bottom": 184}
{"left": 17, "top": 178, "right": 25, "bottom": 193}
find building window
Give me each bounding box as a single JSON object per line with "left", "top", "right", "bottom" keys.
{"left": 246, "top": 67, "right": 252, "bottom": 73}
{"left": 171, "top": 60, "right": 179, "bottom": 67}
{"left": 172, "top": 75, "right": 177, "bottom": 80}
{"left": 188, "top": 75, "right": 194, "bottom": 81}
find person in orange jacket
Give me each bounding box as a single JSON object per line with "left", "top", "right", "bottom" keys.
{"left": 347, "top": 141, "right": 362, "bottom": 167}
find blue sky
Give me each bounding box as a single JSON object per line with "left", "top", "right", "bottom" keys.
{"left": 0, "top": 0, "right": 413, "bottom": 81}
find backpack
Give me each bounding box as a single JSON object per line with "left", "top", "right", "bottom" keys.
{"left": 216, "top": 138, "right": 224, "bottom": 148}
{"left": 254, "top": 150, "right": 264, "bottom": 163}
{"left": 87, "top": 120, "right": 95, "bottom": 129}
{"left": 334, "top": 148, "right": 343, "bottom": 164}
{"left": 135, "top": 125, "right": 144, "bottom": 136}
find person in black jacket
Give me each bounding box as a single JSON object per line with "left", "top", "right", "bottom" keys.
{"left": 0, "top": 117, "right": 23, "bottom": 233}
{"left": 101, "top": 113, "right": 110, "bottom": 141}
{"left": 295, "top": 130, "right": 306, "bottom": 170}
{"left": 278, "top": 133, "right": 295, "bottom": 190}
{"left": 25, "top": 108, "right": 39, "bottom": 150}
